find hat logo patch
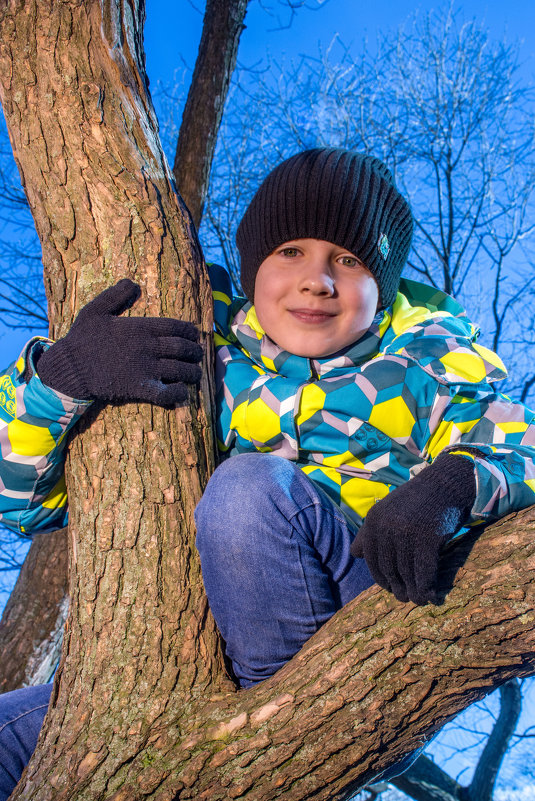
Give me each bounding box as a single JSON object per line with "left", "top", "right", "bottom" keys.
{"left": 378, "top": 233, "right": 390, "bottom": 261}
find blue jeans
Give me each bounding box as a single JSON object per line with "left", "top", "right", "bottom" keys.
{"left": 0, "top": 452, "right": 416, "bottom": 794}
{"left": 195, "top": 452, "right": 374, "bottom": 686}
{"left": 0, "top": 683, "right": 52, "bottom": 800}
{"left": 196, "top": 454, "right": 421, "bottom": 777}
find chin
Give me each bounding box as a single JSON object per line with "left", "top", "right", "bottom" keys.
{"left": 287, "top": 343, "right": 335, "bottom": 359}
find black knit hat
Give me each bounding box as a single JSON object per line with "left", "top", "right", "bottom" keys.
{"left": 236, "top": 148, "right": 413, "bottom": 308}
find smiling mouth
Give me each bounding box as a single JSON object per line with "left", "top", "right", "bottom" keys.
{"left": 289, "top": 309, "right": 337, "bottom": 324}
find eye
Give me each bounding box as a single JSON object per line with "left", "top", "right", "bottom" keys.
{"left": 279, "top": 247, "right": 300, "bottom": 258}
{"left": 338, "top": 255, "right": 360, "bottom": 267}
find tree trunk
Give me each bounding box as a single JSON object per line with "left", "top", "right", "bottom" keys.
{"left": 0, "top": 3, "right": 534, "bottom": 800}
{"left": 0, "top": 0, "right": 247, "bottom": 699}
{"left": 0, "top": 529, "right": 68, "bottom": 692}
{"left": 172, "top": 0, "right": 249, "bottom": 229}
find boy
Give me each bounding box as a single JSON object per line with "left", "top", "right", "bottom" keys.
{"left": 0, "top": 148, "right": 534, "bottom": 794}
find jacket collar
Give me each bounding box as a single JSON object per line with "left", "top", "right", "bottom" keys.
{"left": 230, "top": 301, "right": 390, "bottom": 381}
{"left": 228, "top": 278, "right": 504, "bottom": 383}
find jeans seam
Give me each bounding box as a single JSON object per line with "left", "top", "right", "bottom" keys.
{"left": 0, "top": 704, "right": 49, "bottom": 736}
{"left": 294, "top": 537, "right": 334, "bottom": 630}
{"left": 288, "top": 499, "right": 353, "bottom": 533}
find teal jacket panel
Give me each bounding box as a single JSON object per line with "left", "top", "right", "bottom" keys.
{"left": 210, "top": 264, "right": 535, "bottom": 530}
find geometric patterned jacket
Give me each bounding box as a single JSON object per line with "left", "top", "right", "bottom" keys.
{"left": 210, "top": 263, "right": 535, "bottom": 531}
{"left": 0, "top": 340, "right": 90, "bottom": 535}
{"left": 2, "top": 262, "right": 535, "bottom": 536}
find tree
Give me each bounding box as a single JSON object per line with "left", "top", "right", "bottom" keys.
{"left": 0, "top": 0, "right": 250, "bottom": 692}
{"left": 0, "top": 112, "right": 48, "bottom": 329}
{"left": 0, "top": 3, "right": 534, "bottom": 800}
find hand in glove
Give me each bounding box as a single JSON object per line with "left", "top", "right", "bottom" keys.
{"left": 350, "top": 452, "right": 476, "bottom": 605}
{"left": 37, "top": 279, "right": 203, "bottom": 406}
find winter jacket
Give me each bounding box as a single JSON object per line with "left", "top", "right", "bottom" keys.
{"left": 210, "top": 263, "right": 535, "bottom": 531}
{"left": 1, "top": 263, "right": 535, "bottom": 536}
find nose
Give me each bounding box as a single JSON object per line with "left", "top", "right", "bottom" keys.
{"left": 298, "top": 260, "right": 335, "bottom": 295}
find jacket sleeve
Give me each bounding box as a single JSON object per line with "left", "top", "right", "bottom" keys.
{"left": 206, "top": 262, "right": 247, "bottom": 456}
{"left": 425, "top": 381, "right": 535, "bottom": 525}
{"left": 0, "top": 337, "right": 92, "bottom": 536}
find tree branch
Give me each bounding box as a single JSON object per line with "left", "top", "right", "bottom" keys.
{"left": 467, "top": 679, "right": 522, "bottom": 801}
{"left": 173, "top": 0, "right": 249, "bottom": 228}
{"left": 392, "top": 754, "right": 463, "bottom": 801}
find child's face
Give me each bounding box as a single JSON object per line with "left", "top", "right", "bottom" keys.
{"left": 254, "top": 239, "right": 380, "bottom": 358}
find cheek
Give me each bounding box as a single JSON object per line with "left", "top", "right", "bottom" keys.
{"left": 254, "top": 262, "right": 273, "bottom": 303}
{"left": 254, "top": 266, "right": 288, "bottom": 318}
{"left": 351, "top": 279, "right": 379, "bottom": 318}
{"left": 254, "top": 296, "right": 270, "bottom": 328}
{"left": 253, "top": 276, "right": 279, "bottom": 331}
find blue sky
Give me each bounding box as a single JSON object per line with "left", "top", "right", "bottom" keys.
{"left": 145, "top": 0, "right": 535, "bottom": 84}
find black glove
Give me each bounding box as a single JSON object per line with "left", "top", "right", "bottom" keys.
{"left": 37, "top": 279, "right": 203, "bottom": 406}
{"left": 350, "top": 453, "right": 476, "bottom": 605}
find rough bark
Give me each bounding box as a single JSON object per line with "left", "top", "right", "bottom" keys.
{"left": 0, "top": 528, "right": 68, "bottom": 692}
{"left": 173, "top": 0, "right": 249, "bottom": 228}
{"left": 0, "top": 0, "right": 248, "bottom": 700}
{"left": 10, "top": 505, "right": 535, "bottom": 801}
{"left": 0, "top": 2, "right": 533, "bottom": 800}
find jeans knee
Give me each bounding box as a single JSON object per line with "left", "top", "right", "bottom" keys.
{"left": 195, "top": 453, "right": 294, "bottom": 557}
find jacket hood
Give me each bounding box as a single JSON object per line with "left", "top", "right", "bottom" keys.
{"left": 228, "top": 277, "right": 507, "bottom": 386}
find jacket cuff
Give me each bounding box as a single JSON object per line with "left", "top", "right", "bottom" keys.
{"left": 35, "top": 337, "right": 92, "bottom": 401}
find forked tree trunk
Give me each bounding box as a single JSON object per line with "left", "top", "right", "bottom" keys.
{"left": 0, "top": 0, "right": 248, "bottom": 700}
{"left": 0, "top": 3, "right": 534, "bottom": 800}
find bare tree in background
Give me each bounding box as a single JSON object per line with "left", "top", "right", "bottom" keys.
{"left": 199, "top": 7, "right": 535, "bottom": 402}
